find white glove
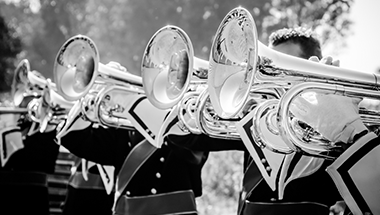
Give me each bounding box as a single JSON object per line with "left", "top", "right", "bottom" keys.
{"left": 290, "top": 93, "right": 367, "bottom": 143}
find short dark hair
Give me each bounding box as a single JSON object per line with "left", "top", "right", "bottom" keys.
{"left": 268, "top": 27, "right": 322, "bottom": 59}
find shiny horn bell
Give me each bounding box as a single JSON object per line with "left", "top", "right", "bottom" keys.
{"left": 208, "top": 7, "right": 286, "bottom": 119}
{"left": 1, "top": 59, "right": 31, "bottom": 114}
{"left": 11, "top": 59, "right": 56, "bottom": 108}
{"left": 54, "top": 35, "right": 142, "bottom": 102}
{"left": 141, "top": 25, "right": 208, "bottom": 110}
{"left": 210, "top": 7, "right": 380, "bottom": 157}
{"left": 207, "top": 7, "right": 291, "bottom": 153}
{"left": 208, "top": 7, "right": 260, "bottom": 119}
{"left": 209, "top": 7, "right": 380, "bottom": 118}
{"left": 11, "top": 59, "right": 32, "bottom": 109}
{"left": 4, "top": 59, "right": 73, "bottom": 132}
{"left": 54, "top": 35, "right": 146, "bottom": 130}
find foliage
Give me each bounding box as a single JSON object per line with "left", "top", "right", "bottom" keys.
{"left": 0, "top": 0, "right": 353, "bottom": 79}
{"left": 196, "top": 151, "right": 244, "bottom": 215}
{"left": 0, "top": 13, "right": 22, "bottom": 93}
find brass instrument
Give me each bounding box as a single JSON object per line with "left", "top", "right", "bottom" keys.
{"left": 35, "top": 79, "right": 75, "bottom": 132}
{"left": 54, "top": 35, "right": 145, "bottom": 131}
{"left": 211, "top": 7, "right": 380, "bottom": 157}
{"left": 1, "top": 59, "right": 74, "bottom": 133}
{"left": 208, "top": 7, "right": 288, "bottom": 119}
{"left": 141, "top": 25, "right": 209, "bottom": 133}
{"left": 277, "top": 82, "right": 380, "bottom": 159}
{"left": 174, "top": 7, "right": 285, "bottom": 144}
{"left": 54, "top": 35, "right": 143, "bottom": 102}
{"left": 94, "top": 85, "right": 143, "bottom": 129}
{"left": 194, "top": 87, "right": 242, "bottom": 139}
{"left": 141, "top": 25, "right": 274, "bottom": 139}
{"left": 193, "top": 84, "right": 284, "bottom": 141}
{"left": 0, "top": 59, "right": 45, "bottom": 115}
{"left": 0, "top": 106, "right": 27, "bottom": 114}
{"left": 141, "top": 25, "right": 209, "bottom": 109}
{"left": 55, "top": 84, "right": 145, "bottom": 140}
{"left": 250, "top": 99, "right": 297, "bottom": 154}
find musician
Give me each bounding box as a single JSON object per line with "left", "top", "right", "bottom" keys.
{"left": 58, "top": 121, "right": 134, "bottom": 215}
{"left": 290, "top": 93, "right": 377, "bottom": 215}
{"left": 238, "top": 27, "right": 349, "bottom": 215}
{"left": 0, "top": 16, "right": 60, "bottom": 215}
{"left": 167, "top": 27, "right": 348, "bottom": 215}
{"left": 0, "top": 108, "right": 60, "bottom": 215}
{"left": 62, "top": 155, "right": 116, "bottom": 215}
{"left": 58, "top": 102, "right": 212, "bottom": 215}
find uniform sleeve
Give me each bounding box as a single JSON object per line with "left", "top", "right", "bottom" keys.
{"left": 166, "top": 133, "right": 246, "bottom": 151}
{"left": 61, "top": 126, "right": 132, "bottom": 167}
{"left": 4, "top": 130, "right": 60, "bottom": 174}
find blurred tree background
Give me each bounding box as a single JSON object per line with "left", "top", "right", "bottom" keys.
{"left": 0, "top": 0, "right": 354, "bottom": 214}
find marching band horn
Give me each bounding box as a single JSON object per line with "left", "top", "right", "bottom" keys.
{"left": 211, "top": 7, "right": 380, "bottom": 156}
{"left": 11, "top": 59, "right": 56, "bottom": 108}
{"left": 55, "top": 83, "right": 143, "bottom": 141}
{"left": 194, "top": 87, "right": 242, "bottom": 140}
{"left": 141, "top": 25, "right": 209, "bottom": 110}
{"left": 37, "top": 79, "right": 75, "bottom": 132}
{"left": 0, "top": 60, "right": 30, "bottom": 114}
{"left": 277, "top": 82, "right": 380, "bottom": 159}
{"left": 208, "top": 7, "right": 261, "bottom": 119}
{"left": 54, "top": 35, "right": 143, "bottom": 102}
{"left": 208, "top": 7, "right": 380, "bottom": 119}
{"left": 94, "top": 84, "right": 143, "bottom": 129}
{"left": 7, "top": 59, "right": 74, "bottom": 132}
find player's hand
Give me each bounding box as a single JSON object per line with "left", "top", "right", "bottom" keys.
{"left": 290, "top": 93, "right": 367, "bottom": 143}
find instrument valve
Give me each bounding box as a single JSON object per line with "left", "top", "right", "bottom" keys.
{"left": 107, "top": 61, "right": 128, "bottom": 73}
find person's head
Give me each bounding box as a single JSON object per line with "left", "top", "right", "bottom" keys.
{"left": 268, "top": 27, "right": 322, "bottom": 60}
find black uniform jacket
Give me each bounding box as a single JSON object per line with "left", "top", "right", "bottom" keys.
{"left": 61, "top": 125, "right": 208, "bottom": 199}
{"left": 1, "top": 129, "right": 59, "bottom": 215}
{"left": 63, "top": 160, "right": 115, "bottom": 215}
{"left": 167, "top": 133, "right": 343, "bottom": 215}
{"left": 4, "top": 129, "right": 59, "bottom": 173}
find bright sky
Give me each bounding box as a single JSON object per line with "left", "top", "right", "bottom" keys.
{"left": 325, "top": 0, "right": 380, "bottom": 73}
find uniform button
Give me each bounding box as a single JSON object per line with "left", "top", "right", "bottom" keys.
{"left": 266, "top": 166, "right": 272, "bottom": 172}
{"left": 126, "top": 191, "right": 131, "bottom": 196}
{"left": 160, "top": 157, "right": 165, "bottom": 162}
{"left": 261, "top": 158, "right": 266, "bottom": 164}
{"left": 164, "top": 141, "right": 168, "bottom": 145}
{"left": 270, "top": 198, "right": 276, "bottom": 201}
{"left": 151, "top": 188, "right": 157, "bottom": 194}
{"left": 156, "top": 173, "right": 161, "bottom": 178}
